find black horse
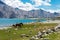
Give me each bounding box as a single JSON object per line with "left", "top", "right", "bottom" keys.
{"left": 12, "top": 23, "right": 23, "bottom": 28}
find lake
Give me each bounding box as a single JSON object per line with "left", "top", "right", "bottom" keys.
{"left": 0, "top": 18, "right": 46, "bottom": 27}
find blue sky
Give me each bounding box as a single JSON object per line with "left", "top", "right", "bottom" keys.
{"left": 2, "top": 0, "right": 60, "bottom": 13}
{"left": 21, "top": 0, "right": 60, "bottom": 10}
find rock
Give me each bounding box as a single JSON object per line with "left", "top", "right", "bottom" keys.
{"left": 38, "top": 31, "right": 42, "bottom": 35}
{"left": 40, "top": 35, "right": 43, "bottom": 38}
{"left": 43, "top": 38, "right": 49, "bottom": 40}
{"left": 46, "top": 31, "right": 49, "bottom": 34}
{"left": 57, "top": 27, "right": 60, "bottom": 29}
{"left": 35, "top": 35, "right": 38, "bottom": 38}
{"left": 51, "top": 28, "right": 56, "bottom": 32}
{"left": 45, "top": 29, "right": 51, "bottom": 34}
{"left": 42, "top": 30, "right": 46, "bottom": 35}
{"left": 13, "top": 32, "right": 16, "bottom": 34}
{"left": 26, "top": 35, "right": 29, "bottom": 37}
{"left": 37, "top": 31, "right": 43, "bottom": 38}
{"left": 29, "top": 30, "right": 32, "bottom": 35}
{"left": 7, "top": 30, "right": 11, "bottom": 33}
{"left": 30, "top": 36, "right": 35, "bottom": 40}
{"left": 20, "top": 34, "right": 26, "bottom": 37}
{"left": 35, "top": 37, "right": 39, "bottom": 40}
{"left": 15, "top": 28, "right": 18, "bottom": 30}
{"left": 48, "top": 29, "right": 52, "bottom": 33}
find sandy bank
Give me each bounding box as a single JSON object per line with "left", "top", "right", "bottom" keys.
{"left": 42, "top": 20, "right": 60, "bottom": 23}
{"left": 0, "top": 27, "right": 12, "bottom": 30}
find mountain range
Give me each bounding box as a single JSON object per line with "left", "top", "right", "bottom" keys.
{"left": 0, "top": 0, "right": 60, "bottom": 18}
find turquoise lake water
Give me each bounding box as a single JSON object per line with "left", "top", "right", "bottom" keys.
{"left": 0, "top": 18, "right": 46, "bottom": 27}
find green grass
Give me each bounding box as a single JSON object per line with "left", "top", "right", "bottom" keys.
{"left": 0, "top": 23, "right": 58, "bottom": 40}
{"left": 43, "top": 31, "right": 60, "bottom": 40}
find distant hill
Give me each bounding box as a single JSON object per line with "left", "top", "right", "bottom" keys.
{"left": 0, "top": 0, "right": 60, "bottom": 18}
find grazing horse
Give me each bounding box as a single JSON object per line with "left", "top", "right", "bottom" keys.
{"left": 12, "top": 23, "right": 23, "bottom": 28}
{"left": 12, "top": 24, "right": 17, "bottom": 28}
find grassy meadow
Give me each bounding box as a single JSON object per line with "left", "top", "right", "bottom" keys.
{"left": 43, "top": 31, "right": 60, "bottom": 40}
{"left": 0, "top": 23, "right": 59, "bottom": 40}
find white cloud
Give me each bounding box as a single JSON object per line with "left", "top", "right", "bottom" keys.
{"left": 2, "top": 0, "right": 24, "bottom": 8}
{"left": 39, "top": 8, "right": 60, "bottom": 13}
{"left": 2, "top": 0, "right": 37, "bottom": 11}
{"left": 45, "top": 9, "right": 60, "bottom": 13}
{"left": 45, "top": 0, "right": 51, "bottom": 2}
{"left": 2, "top": 0, "right": 60, "bottom": 13}
{"left": 31, "top": 0, "right": 51, "bottom": 6}
{"left": 2, "top": 0, "right": 51, "bottom": 11}
{"left": 43, "top": 2, "right": 51, "bottom": 6}
{"left": 18, "top": 3, "right": 39, "bottom": 11}
{"left": 31, "top": 0, "right": 43, "bottom": 6}
{"left": 46, "top": 10, "right": 55, "bottom": 13}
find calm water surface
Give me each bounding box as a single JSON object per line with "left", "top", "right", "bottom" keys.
{"left": 0, "top": 18, "right": 46, "bottom": 27}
